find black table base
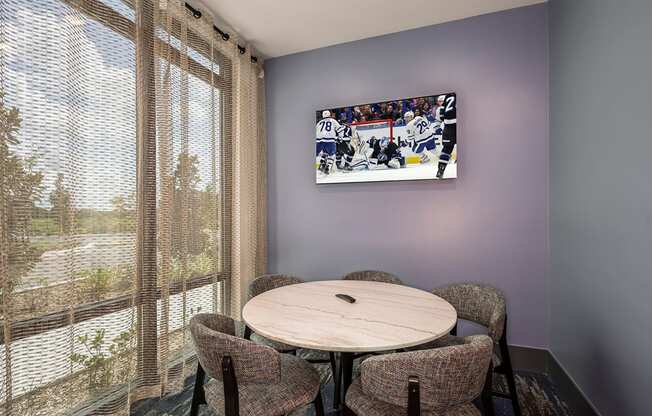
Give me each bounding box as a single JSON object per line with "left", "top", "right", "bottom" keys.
{"left": 332, "top": 352, "right": 354, "bottom": 414}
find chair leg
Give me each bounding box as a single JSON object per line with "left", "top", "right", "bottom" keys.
{"left": 498, "top": 319, "right": 521, "bottom": 416}
{"left": 314, "top": 388, "right": 325, "bottom": 416}
{"left": 243, "top": 325, "right": 252, "bottom": 340}
{"left": 481, "top": 362, "right": 495, "bottom": 416}
{"left": 407, "top": 376, "right": 420, "bottom": 416}
{"left": 222, "top": 356, "right": 239, "bottom": 416}
{"left": 190, "top": 362, "right": 207, "bottom": 416}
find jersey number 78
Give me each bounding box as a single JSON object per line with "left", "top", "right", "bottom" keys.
{"left": 319, "top": 120, "right": 332, "bottom": 132}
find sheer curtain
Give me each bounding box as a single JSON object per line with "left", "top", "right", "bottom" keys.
{"left": 230, "top": 31, "right": 268, "bottom": 316}
{"left": 170, "top": 0, "right": 268, "bottom": 317}
{"left": 0, "top": 0, "right": 266, "bottom": 414}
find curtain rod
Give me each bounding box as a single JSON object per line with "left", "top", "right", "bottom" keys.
{"left": 184, "top": 3, "right": 259, "bottom": 65}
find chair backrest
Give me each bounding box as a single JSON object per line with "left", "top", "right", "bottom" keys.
{"left": 189, "top": 313, "right": 281, "bottom": 384}
{"left": 433, "top": 283, "right": 506, "bottom": 341}
{"left": 248, "top": 274, "right": 304, "bottom": 299}
{"left": 360, "top": 335, "right": 493, "bottom": 412}
{"left": 342, "top": 270, "right": 403, "bottom": 285}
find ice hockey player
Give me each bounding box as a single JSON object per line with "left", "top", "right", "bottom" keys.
{"left": 335, "top": 123, "right": 355, "bottom": 171}
{"left": 347, "top": 133, "right": 372, "bottom": 171}
{"left": 437, "top": 93, "right": 456, "bottom": 179}
{"left": 404, "top": 110, "right": 437, "bottom": 164}
{"left": 429, "top": 95, "right": 444, "bottom": 143}
{"left": 370, "top": 137, "right": 405, "bottom": 169}
{"left": 315, "top": 110, "right": 342, "bottom": 175}
{"left": 434, "top": 95, "right": 446, "bottom": 122}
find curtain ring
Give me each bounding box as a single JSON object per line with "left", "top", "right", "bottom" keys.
{"left": 214, "top": 25, "right": 230, "bottom": 41}
{"left": 184, "top": 3, "right": 202, "bottom": 19}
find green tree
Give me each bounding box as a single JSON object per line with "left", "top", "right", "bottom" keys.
{"left": 49, "top": 173, "right": 72, "bottom": 234}
{"left": 110, "top": 195, "right": 128, "bottom": 215}
{"left": 0, "top": 90, "right": 44, "bottom": 296}
{"left": 70, "top": 328, "right": 135, "bottom": 391}
{"left": 110, "top": 192, "right": 135, "bottom": 232}
{"left": 200, "top": 183, "right": 217, "bottom": 231}
{"left": 172, "top": 153, "right": 208, "bottom": 259}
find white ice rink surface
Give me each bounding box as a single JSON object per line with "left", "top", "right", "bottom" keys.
{"left": 316, "top": 162, "right": 457, "bottom": 184}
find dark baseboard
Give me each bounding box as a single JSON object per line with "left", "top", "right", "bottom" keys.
{"left": 546, "top": 351, "right": 602, "bottom": 416}
{"left": 508, "top": 345, "right": 600, "bottom": 416}
{"left": 508, "top": 344, "right": 549, "bottom": 373}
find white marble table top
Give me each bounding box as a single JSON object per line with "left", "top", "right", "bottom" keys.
{"left": 242, "top": 280, "right": 457, "bottom": 352}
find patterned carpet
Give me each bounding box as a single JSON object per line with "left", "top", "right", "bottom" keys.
{"left": 132, "top": 361, "right": 571, "bottom": 416}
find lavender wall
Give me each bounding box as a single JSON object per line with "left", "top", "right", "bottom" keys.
{"left": 265, "top": 4, "right": 549, "bottom": 347}
{"left": 550, "top": 1, "right": 652, "bottom": 414}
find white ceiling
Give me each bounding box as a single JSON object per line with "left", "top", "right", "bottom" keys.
{"left": 202, "top": 0, "right": 546, "bottom": 58}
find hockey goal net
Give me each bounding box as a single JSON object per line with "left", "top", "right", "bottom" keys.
{"left": 351, "top": 119, "right": 394, "bottom": 143}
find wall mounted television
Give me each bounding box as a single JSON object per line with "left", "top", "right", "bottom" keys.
{"left": 315, "top": 92, "right": 457, "bottom": 184}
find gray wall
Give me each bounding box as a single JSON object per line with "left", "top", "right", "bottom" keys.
{"left": 549, "top": 1, "right": 652, "bottom": 414}
{"left": 266, "top": 4, "right": 549, "bottom": 348}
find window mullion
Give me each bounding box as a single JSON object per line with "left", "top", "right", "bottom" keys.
{"left": 134, "top": 0, "right": 159, "bottom": 389}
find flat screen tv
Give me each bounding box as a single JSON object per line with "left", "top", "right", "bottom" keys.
{"left": 315, "top": 92, "right": 457, "bottom": 184}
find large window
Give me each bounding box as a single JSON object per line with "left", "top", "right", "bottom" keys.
{"left": 0, "top": 0, "right": 231, "bottom": 414}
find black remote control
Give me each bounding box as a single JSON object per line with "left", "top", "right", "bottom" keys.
{"left": 336, "top": 293, "right": 356, "bottom": 303}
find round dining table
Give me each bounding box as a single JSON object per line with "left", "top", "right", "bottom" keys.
{"left": 242, "top": 280, "right": 457, "bottom": 411}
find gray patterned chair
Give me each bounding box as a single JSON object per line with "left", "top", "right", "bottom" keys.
{"left": 189, "top": 313, "right": 324, "bottom": 416}
{"left": 345, "top": 335, "right": 493, "bottom": 416}
{"left": 410, "top": 283, "right": 520, "bottom": 416}
{"left": 342, "top": 270, "right": 403, "bottom": 285}
{"left": 244, "top": 274, "right": 305, "bottom": 353}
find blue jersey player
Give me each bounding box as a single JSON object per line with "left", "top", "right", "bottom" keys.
{"left": 437, "top": 93, "right": 457, "bottom": 179}
{"left": 336, "top": 124, "right": 355, "bottom": 171}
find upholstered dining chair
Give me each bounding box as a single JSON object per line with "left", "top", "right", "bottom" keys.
{"left": 411, "top": 283, "right": 520, "bottom": 416}
{"left": 189, "top": 313, "right": 324, "bottom": 416}
{"left": 345, "top": 335, "right": 494, "bottom": 416}
{"left": 342, "top": 270, "right": 403, "bottom": 285}
{"left": 244, "top": 274, "right": 305, "bottom": 353}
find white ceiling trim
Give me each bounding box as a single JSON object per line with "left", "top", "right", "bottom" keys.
{"left": 199, "top": 0, "right": 547, "bottom": 58}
